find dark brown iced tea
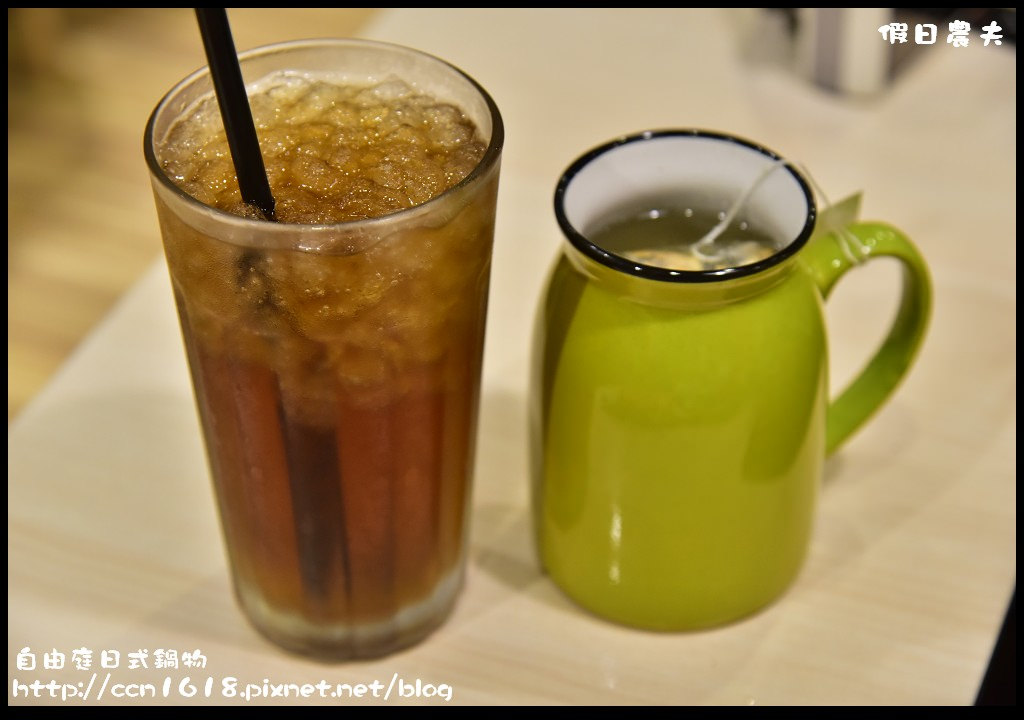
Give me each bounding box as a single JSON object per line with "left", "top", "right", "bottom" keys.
{"left": 146, "top": 42, "right": 502, "bottom": 659}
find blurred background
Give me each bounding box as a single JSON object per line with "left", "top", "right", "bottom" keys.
{"left": 7, "top": 8, "right": 1017, "bottom": 421}
{"left": 7, "top": 8, "right": 379, "bottom": 420}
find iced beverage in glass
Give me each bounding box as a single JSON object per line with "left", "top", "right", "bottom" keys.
{"left": 144, "top": 39, "right": 503, "bottom": 659}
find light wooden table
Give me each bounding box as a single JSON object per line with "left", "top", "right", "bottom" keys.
{"left": 8, "top": 9, "right": 1016, "bottom": 706}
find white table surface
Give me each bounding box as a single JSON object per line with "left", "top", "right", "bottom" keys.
{"left": 9, "top": 9, "right": 1016, "bottom": 705}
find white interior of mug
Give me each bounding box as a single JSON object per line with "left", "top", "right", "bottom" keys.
{"left": 556, "top": 131, "right": 816, "bottom": 281}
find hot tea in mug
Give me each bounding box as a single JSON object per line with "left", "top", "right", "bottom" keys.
{"left": 531, "top": 130, "right": 930, "bottom": 630}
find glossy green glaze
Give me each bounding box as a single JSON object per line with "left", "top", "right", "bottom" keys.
{"left": 530, "top": 221, "right": 930, "bottom": 630}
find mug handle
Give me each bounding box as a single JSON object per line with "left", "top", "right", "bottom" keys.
{"left": 801, "top": 221, "right": 932, "bottom": 455}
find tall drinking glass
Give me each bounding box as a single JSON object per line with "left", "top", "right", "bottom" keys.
{"left": 144, "top": 39, "right": 503, "bottom": 660}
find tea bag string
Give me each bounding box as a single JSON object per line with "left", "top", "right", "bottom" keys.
{"left": 691, "top": 158, "right": 871, "bottom": 268}
{"left": 692, "top": 157, "right": 788, "bottom": 264}
{"left": 796, "top": 162, "right": 869, "bottom": 267}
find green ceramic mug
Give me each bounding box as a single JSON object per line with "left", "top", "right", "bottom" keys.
{"left": 530, "top": 130, "right": 931, "bottom": 630}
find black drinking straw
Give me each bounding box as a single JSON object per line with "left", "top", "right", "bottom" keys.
{"left": 195, "top": 8, "right": 276, "bottom": 220}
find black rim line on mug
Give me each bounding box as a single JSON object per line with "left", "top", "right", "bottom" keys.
{"left": 553, "top": 129, "right": 818, "bottom": 284}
